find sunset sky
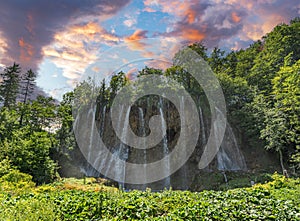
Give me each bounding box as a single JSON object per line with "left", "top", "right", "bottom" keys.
{"left": 0, "top": 0, "right": 299, "bottom": 100}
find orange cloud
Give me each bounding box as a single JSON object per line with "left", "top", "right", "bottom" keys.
{"left": 19, "top": 37, "right": 34, "bottom": 63}
{"left": 186, "top": 8, "right": 197, "bottom": 24}
{"left": 181, "top": 29, "right": 205, "bottom": 42}
{"left": 124, "top": 29, "right": 148, "bottom": 50}
{"left": 126, "top": 67, "right": 138, "bottom": 80}
{"left": 126, "top": 29, "right": 147, "bottom": 41}
{"left": 231, "top": 12, "right": 241, "bottom": 23}
{"left": 70, "top": 22, "right": 101, "bottom": 36}
{"left": 42, "top": 21, "right": 119, "bottom": 86}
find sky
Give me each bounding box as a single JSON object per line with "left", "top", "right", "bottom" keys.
{"left": 0, "top": 0, "right": 299, "bottom": 100}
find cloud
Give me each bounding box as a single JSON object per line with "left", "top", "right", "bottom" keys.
{"left": 42, "top": 22, "right": 120, "bottom": 86}
{"left": 124, "top": 18, "right": 137, "bottom": 27}
{"left": 231, "top": 12, "right": 242, "bottom": 23}
{"left": 0, "top": 0, "right": 130, "bottom": 71}
{"left": 143, "top": 7, "right": 156, "bottom": 13}
{"left": 0, "top": 34, "right": 8, "bottom": 62}
{"left": 124, "top": 30, "right": 148, "bottom": 51}
{"left": 18, "top": 37, "right": 34, "bottom": 64}
{"left": 145, "top": 0, "right": 299, "bottom": 50}
{"left": 126, "top": 67, "right": 139, "bottom": 80}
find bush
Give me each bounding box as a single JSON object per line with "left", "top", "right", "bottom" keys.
{"left": 0, "top": 169, "right": 35, "bottom": 190}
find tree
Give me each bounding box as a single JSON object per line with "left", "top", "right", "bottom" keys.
{"left": 19, "top": 69, "right": 37, "bottom": 125}
{"left": 0, "top": 107, "right": 20, "bottom": 141}
{"left": 208, "top": 47, "right": 226, "bottom": 73}
{"left": 29, "top": 96, "right": 57, "bottom": 132}
{"left": 0, "top": 63, "right": 21, "bottom": 108}
{"left": 55, "top": 92, "right": 75, "bottom": 154}
{"left": 188, "top": 42, "right": 208, "bottom": 60}
{"left": 251, "top": 59, "right": 300, "bottom": 174}
{"left": 234, "top": 41, "right": 262, "bottom": 79}
{"left": 109, "top": 71, "right": 128, "bottom": 103}
{"left": 0, "top": 129, "right": 58, "bottom": 184}
{"left": 249, "top": 20, "right": 300, "bottom": 93}
{"left": 20, "top": 69, "right": 36, "bottom": 104}
{"left": 268, "top": 59, "right": 300, "bottom": 171}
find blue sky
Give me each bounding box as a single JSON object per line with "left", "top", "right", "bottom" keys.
{"left": 0, "top": 0, "right": 299, "bottom": 100}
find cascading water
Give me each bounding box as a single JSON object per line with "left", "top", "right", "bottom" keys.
{"left": 80, "top": 106, "right": 101, "bottom": 177}
{"left": 87, "top": 107, "right": 95, "bottom": 167}
{"left": 91, "top": 105, "right": 107, "bottom": 175}
{"left": 102, "top": 104, "right": 122, "bottom": 173}
{"left": 159, "top": 97, "right": 171, "bottom": 188}
{"left": 138, "top": 107, "right": 148, "bottom": 189}
{"left": 111, "top": 106, "right": 130, "bottom": 188}
{"left": 100, "top": 106, "right": 106, "bottom": 137}
{"left": 178, "top": 96, "right": 188, "bottom": 189}
{"left": 215, "top": 107, "right": 247, "bottom": 171}
{"left": 199, "top": 103, "right": 206, "bottom": 146}
{"left": 76, "top": 93, "right": 249, "bottom": 190}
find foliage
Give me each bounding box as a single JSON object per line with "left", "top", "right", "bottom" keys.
{"left": 0, "top": 175, "right": 299, "bottom": 220}
{"left": 0, "top": 63, "right": 21, "bottom": 108}
{"left": 0, "top": 129, "right": 58, "bottom": 184}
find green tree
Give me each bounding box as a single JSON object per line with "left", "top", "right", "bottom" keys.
{"left": 108, "top": 71, "right": 128, "bottom": 104}
{"left": 249, "top": 20, "right": 300, "bottom": 93}
{"left": 19, "top": 69, "right": 37, "bottom": 125}
{"left": 55, "top": 92, "right": 75, "bottom": 154}
{"left": 265, "top": 59, "right": 300, "bottom": 171}
{"left": 20, "top": 69, "right": 36, "bottom": 104}
{"left": 0, "top": 129, "right": 57, "bottom": 184}
{"left": 28, "top": 96, "right": 57, "bottom": 132}
{"left": 188, "top": 42, "right": 208, "bottom": 60}
{"left": 0, "top": 63, "right": 21, "bottom": 108}
{"left": 208, "top": 47, "right": 226, "bottom": 73}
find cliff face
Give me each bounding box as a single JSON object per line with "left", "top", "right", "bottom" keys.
{"left": 71, "top": 95, "right": 279, "bottom": 191}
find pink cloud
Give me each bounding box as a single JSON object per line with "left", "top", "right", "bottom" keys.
{"left": 124, "top": 29, "right": 148, "bottom": 51}
{"left": 43, "top": 21, "right": 120, "bottom": 87}
{"left": 143, "top": 7, "right": 156, "bottom": 13}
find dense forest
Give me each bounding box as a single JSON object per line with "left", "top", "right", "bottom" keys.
{"left": 0, "top": 17, "right": 299, "bottom": 221}
{"left": 1, "top": 18, "right": 299, "bottom": 185}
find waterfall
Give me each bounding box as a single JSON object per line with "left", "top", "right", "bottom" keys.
{"left": 101, "top": 105, "right": 124, "bottom": 182}
{"left": 215, "top": 108, "right": 247, "bottom": 171}
{"left": 199, "top": 104, "right": 206, "bottom": 145}
{"left": 87, "top": 107, "right": 95, "bottom": 167}
{"left": 113, "top": 106, "right": 130, "bottom": 188}
{"left": 159, "top": 97, "right": 171, "bottom": 189}
{"left": 80, "top": 106, "right": 101, "bottom": 177}
{"left": 100, "top": 106, "right": 106, "bottom": 137}
{"left": 179, "top": 96, "right": 188, "bottom": 189}
{"left": 138, "top": 107, "right": 147, "bottom": 189}
{"left": 91, "top": 105, "right": 107, "bottom": 175}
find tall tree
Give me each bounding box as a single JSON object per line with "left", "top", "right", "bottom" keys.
{"left": 20, "top": 69, "right": 36, "bottom": 104}
{"left": 0, "top": 63, "right": 21, "bottom": 108}
{"left": 19, "top": 69, "right": 37, "bottom": 125}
